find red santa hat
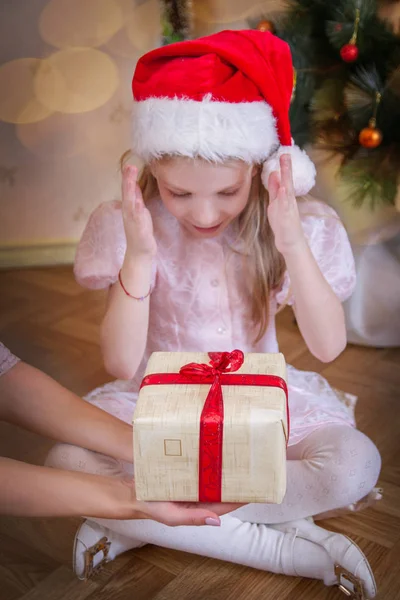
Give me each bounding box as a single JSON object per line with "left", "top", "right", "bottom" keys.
{"left": 131, "top": 30, "right": 316, "bottom": 196}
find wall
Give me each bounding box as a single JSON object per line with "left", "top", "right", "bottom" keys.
{"left": 0, "top": 0, "right": 161, "bottom": 266}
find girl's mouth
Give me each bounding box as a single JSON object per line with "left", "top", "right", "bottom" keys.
{"left": 192, "top": 223, "right": 222, "bottom": 234}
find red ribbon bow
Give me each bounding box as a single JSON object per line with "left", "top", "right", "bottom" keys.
{"left": 179, "top": 351, "right": 244, "bottom": 501}
{"left": 140, "top": 350, "right": 288, "bottom": 502}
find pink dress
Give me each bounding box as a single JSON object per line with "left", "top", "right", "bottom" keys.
{"left": 75, "top": 197, "right": 357, "bottom": 446}
{"left": 0, "top": 342, "right": 19, "bottom": 377}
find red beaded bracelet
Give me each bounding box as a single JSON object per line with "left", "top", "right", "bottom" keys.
{"left": 118, "top": 269, "right": 152, "bottom": 301}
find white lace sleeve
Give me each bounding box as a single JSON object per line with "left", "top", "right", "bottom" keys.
{"left": 0, "top": 342, "right": 20, "bottom": 377}
{"left": 276, "top": 200, "right": 356, "bottom": 306}
{"left": 74, "top": 200, "right": 157, "bottom": 290}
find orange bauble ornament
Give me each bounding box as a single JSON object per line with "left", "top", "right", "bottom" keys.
{"left": 257, "top": 19, "right": 275, "bottom": 33}
{"left": 359, "top": 126, "right": 383, "bottom": 149}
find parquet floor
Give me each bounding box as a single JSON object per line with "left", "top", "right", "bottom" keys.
{"left": 0, "top": 266, "right": 399, "bottom": 600}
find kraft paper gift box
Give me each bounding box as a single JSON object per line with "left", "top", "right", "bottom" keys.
{"left": 133, "top": 350, "right": 289, "bottom": 503}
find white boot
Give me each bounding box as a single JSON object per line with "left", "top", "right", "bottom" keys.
{"left": 271, "top": 518, "right": 376, "bottom": 599}
{"left": 73, "top": 515, "right": 290, "bottom": 580}
{"left": 73, "top": 514, "right": 375, "bottom": 598}
{"left": 73, "top": 520, "right": 145, "bottom": 580}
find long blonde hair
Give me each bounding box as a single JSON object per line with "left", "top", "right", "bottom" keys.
{"left": 120, "top": 151, "right": 286, "bottom": 343}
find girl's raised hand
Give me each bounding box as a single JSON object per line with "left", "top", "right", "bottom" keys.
{"left": 267, "top": 154, "right": 306, "bottom": 256}
{"left": 122, "top": 166, "right": 157, "bottom": 259}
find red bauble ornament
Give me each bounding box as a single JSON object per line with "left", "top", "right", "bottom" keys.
{"left": 340, "top": 43, "right": 359, "bottom": 62}
{"left": 359, "top": 126, "right": 383, "bottom": 149}
{"left": 257, "top": 19, "right": 275, "bottom": 33}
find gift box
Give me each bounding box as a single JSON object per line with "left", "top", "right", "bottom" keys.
{"left": 132, "top": 350, "right": 289, "bottom": 503}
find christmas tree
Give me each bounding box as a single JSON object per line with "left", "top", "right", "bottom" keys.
{"left": 160, "top": 0, "right": 193, "bottom": 45}
{"left": 250, "top": 0, "right": 400, "bottom": 209}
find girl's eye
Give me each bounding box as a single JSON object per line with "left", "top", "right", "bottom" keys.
{"left": 219, "top": 189, "right": 239, "bottom": 197}
{"left": 169, "top": 190, "right": 191, "bottom": 198}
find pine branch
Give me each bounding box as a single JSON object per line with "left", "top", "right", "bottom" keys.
{"left": 326, "top": 0, "right": 399, "bottom": 63}
{"left": 334, "top": 0, "right": 377, "bottom": 24}
{"left": 344, "top": 65, "right": 400, "bottom": 143}
{"left": 344, "top": 66, "right": 382, "bottom": 128}
{"left": 339, "top": 157, "right": 398, "bottom": 208}
{"left": 160, "top": 0, "right": 193, "bottom": 44}
{"left": 285, "top": 0, "right": 331, "bottom": 20}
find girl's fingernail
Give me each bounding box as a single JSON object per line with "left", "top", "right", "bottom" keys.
{"left": 205, "top": 517, "right": 221, "bottom": 527}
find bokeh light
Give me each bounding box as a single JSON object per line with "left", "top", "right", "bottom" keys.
{"left": 105, "top": 27, "right": 141, "bottom": 59}
{"left": 104, "top": 0, "right": 160, "bottom": 58}
{"left": 0, "top": 59, "right": 52, "bottom": 124}
{"left": 77, "top": 101, "right": 132, "bottom": 167}
{"left": 16, "top": 112, "right": 85, "bottom": 159}
{"left": 125, "top": 0, "right": 161, "bottom": 53}
{"left": 39, "top": 0, "right": 123, "bottom": 48}
{"left": 34, "top": 48, "right": 119, "bottom": 114}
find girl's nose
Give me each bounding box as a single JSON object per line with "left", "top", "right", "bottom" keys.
{"left": 190, "top": 201, "right": 220, "bottom": 228}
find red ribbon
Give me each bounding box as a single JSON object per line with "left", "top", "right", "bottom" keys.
{"left": 140, "top": 350, "right": 289, "bottom": 502}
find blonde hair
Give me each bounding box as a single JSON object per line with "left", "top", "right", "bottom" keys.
{"left": 120, "top": 151, "right": 286, "bottom": 343}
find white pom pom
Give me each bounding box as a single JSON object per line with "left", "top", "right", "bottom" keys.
{"left": 261, "top": 145, "right": 316, "bottom": 196}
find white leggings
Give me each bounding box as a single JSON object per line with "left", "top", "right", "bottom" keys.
{"left": 46, "top": 424, "right": 380, "bottom": 524}
{"left": 46, "top": 425, "right": 381, "bottom": 581}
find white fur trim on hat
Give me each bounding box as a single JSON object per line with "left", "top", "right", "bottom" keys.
{"left": 261, "top": 144, "right": 316, "bottom": 197}
{"left": 132, "top": 94, "right": 279, "bottom": 163}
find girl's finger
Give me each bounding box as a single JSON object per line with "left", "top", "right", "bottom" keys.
{"left": 122, "top": 165, "right": 138, "bottom": 217}
{"left": 280, "top": 154, "right": 295, "bottom": 198}
{"left": 134, "top": 183, "right": 145, "bottom": 213}
{"left": 267, "top": 171, "right": 281, "bottom": 202}
{"left": 278, "top": 185, "right": 290, "bottom": 211}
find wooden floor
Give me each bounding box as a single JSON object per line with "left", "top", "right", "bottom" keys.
{"left": 0, "top": 266, "right": 399, "bottom": 600}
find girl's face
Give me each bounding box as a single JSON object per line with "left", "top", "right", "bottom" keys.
{"left": 152, "top": 157, "right": 256, "bottom": 238}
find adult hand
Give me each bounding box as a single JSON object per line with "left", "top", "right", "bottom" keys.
{"left": 119, "top": 478, "right": 242, "bottom": 526}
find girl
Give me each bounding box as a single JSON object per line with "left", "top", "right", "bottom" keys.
{"left": 46, "top": 31, "right": 381, "bottom": 597}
